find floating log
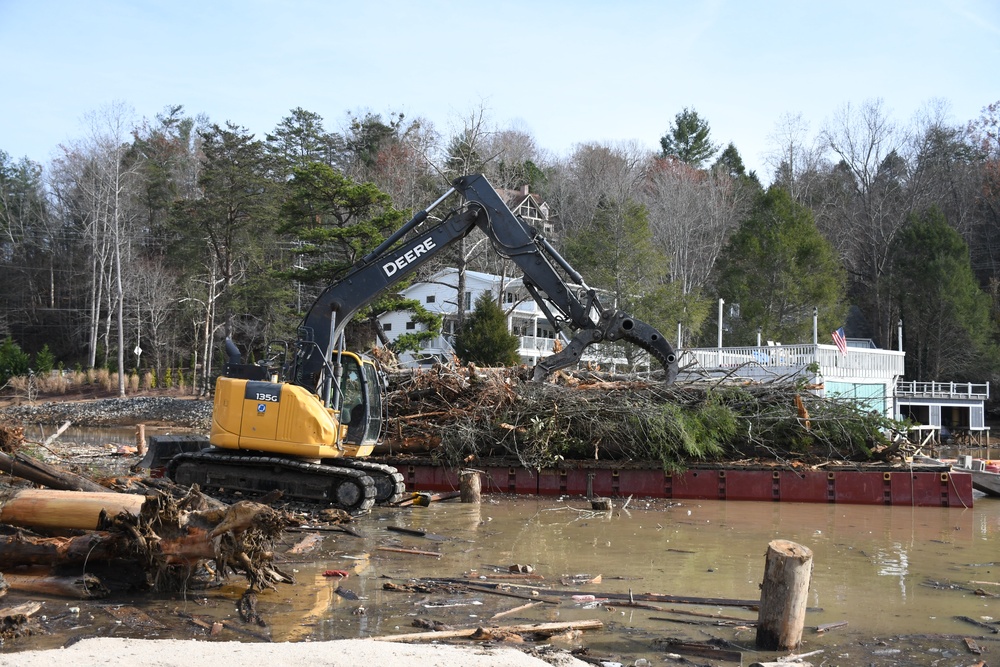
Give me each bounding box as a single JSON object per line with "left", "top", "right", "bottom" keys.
{"left": 490, "top": 600, "right": 545, "bottom": 619}
{"left": 370, "top": 619, "right": 604, "bottom": 642}
{"left": 537, "top": 587, "right": 760, "bottom": 608}
{"left": 657, "top": 640, "right": 743, "bottom": 662}
{"left": 815, "top": 620, "right": 848, "bottom": 633}
{"left": 0, "top": 488, "right": 145, "bottom": 530}
{"left": 385, "top": 525, "right": 447, "bottom": 541}
{"left": 377, "top": 546, "right": 442, "bottom": 557}
{"left": 756, "top": 539, "right": 814, "bottom": 650}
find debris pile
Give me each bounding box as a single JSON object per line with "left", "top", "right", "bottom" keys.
{"left": 380, "top": 366, "right": 904, "bottom": 469}
{"left": 0, "top": 423, "right": 293, "bottom": 605}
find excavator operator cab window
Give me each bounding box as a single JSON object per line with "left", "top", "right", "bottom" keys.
{"left": 361, "top": 360, "right": 384, "bottom": 445}
{"left": 339, "top": 353, "right": 383, "bottom": 447}
{"left": 339, "top": 356, "right": 364, "bottom": 430}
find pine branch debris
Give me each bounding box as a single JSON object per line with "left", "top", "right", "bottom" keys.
{"left": 379, "top": 365, "right": 904, "bottom": 471}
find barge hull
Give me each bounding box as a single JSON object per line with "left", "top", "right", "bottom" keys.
{"left": 388, "top": 461, "right": 974, "bottom": 507}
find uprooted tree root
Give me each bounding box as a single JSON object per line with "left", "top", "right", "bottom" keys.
{"left": 103, "top": 487, "right": 294, "bottom": 593}
{"left": 0, "top": 423, "right": 24, "bottom": 455}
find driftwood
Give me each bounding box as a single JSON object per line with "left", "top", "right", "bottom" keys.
{"left": 370, "top": 619, "right": 604, "bottom": 642}
{"left": 0, "top": 600, "right": 43, "bottom": 641}
{"left": 0, "top": 449, "right": 108, "bottom": 492}
{"left": 0, "top": 488, "right": 292, "bottom": 593}
{"left": 4, "top": 572, "right": 110, "bottom": 599}
{"left": 0, "top": 531, "right": 123, "bottom": 568}
{"left": 490, "top": 600, "right": 545, "bottom": 619}
{"left": 377, "top": 546, "right": 442, "bottom": 557}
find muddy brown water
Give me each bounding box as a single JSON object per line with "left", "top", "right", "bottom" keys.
{"left": 3, "top": 429, "right": 1000, "bottom": 665}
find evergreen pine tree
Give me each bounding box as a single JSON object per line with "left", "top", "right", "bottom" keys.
{"left": 453, "top": 293, "right": 521, "bottom": 367}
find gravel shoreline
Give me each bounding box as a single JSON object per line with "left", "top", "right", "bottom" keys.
{"left": 0, "top": 396, "right": 213, "bottom": 430}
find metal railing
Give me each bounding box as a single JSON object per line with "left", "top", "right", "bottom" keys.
{"left": 895, "top": 380, "right": 990, "bottom": 400}
{"left": 679, "top": 344, "right": 905, "bottom": 381}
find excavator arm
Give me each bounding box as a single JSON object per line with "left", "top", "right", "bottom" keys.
{"left": 453, "top": 174, "right": 679, "bottom": 384}
{"left": 289, "top": 174, "right": 679, "bottom": 396}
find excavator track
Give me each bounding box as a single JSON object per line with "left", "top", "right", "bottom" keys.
{"left": 326, "top": 459, "right": 407, "bottom": 505}
{"left": 167, "top": 448, "right": 377, "bottom": 514}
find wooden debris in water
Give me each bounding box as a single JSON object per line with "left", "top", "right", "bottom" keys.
{"left": 369, "top": 618, "right": 604, "bottom": 643}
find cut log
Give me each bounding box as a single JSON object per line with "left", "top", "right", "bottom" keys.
{"left": 756, "top": 539, "right": 814, "bottom": 650}
{"left": 0, "top": 449, "right": 107, "bottom": 492}
{"left": 0, "top": 488, "right": 145, "bottom": 530}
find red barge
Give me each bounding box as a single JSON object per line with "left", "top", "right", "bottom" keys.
{"left": 383, "top": 459, "right": 975, "bottom": 508}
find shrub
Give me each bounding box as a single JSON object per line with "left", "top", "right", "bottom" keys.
{"left": 34, "top": 345, "right": 55, "bottom": 374}
{"left": 453, "top": 293, "right": 521, "bottom": 367}
{"left": 0, "top": 338, "right": 30, "bottom": 384}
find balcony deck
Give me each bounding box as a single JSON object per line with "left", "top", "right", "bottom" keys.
{"left": 678, "top": 343, "right": 905, "bottom": 383}
{"left": 895, "top": 380, "right": 990, "bottom": 400}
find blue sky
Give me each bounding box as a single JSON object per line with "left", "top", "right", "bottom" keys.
{"left": 1, "top": 0, "right": 997, "bottom": 179}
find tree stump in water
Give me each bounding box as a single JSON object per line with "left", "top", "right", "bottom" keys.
{"left": 459, "top": 469, "right": 481, "bottom": 503}
{"left": 755, "top": 539, "right": 813, "bottom": 650}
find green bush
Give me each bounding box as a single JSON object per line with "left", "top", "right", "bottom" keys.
{"left": 0, "top": 337, "right": 30, "bottom": 384}
{"left": 453, "top": 293, "right": 521, "bottom": 367}
{"left": 34, "top": 345, "right": 55, "bottom": 374}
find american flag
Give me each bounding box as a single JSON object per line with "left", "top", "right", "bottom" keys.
{"left": 832, "top": 327, "right": 848, "bottom": 356}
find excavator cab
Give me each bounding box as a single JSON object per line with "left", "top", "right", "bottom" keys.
{"left": 338, "top": 352, "right": 384, "bottom": 449}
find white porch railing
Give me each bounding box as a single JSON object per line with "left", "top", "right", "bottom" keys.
{"left": 519, "top": 336, "right": 555, "bottom": 353}
{"left": 895, "top": 380, "right": 990, "bottom": 400}
{"left": 418, "top": 335, "right": 455, "bottom": 353}
{"left": 679, "top": 344, "right": 905, "bottom": 382}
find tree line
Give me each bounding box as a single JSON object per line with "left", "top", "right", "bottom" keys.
{"left": 0, "top": 98, "right": 998, "bottom": 395}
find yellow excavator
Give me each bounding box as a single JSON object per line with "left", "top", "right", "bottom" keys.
{"left": 147, "top": 174, "right": 679, "bottom": 513}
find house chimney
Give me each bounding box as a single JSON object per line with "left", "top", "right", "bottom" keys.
{"left": 521, "top": 184, "right": 530, "bottom": 196}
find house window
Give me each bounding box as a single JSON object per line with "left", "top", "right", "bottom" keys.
{"left": 406, "top": 321, "right": 416, "bottom": 330}
{"left": 464, "top": 291, "right": 472, "bottom": 309}
{"left": 506, "top": 291, "right": 515, "bottom": 303}
{"left": 426, "top": 295, "right": 436, "bottom": 304}
{"left": 383, "top": 323, "right": 392, "bottom": 332}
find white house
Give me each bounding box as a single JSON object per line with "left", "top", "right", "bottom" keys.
{"left": 378, "top": 267, "right": 640, "bottom": 371}
{"left": 678, "top": 337, "right": 990, "bottom": 445}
